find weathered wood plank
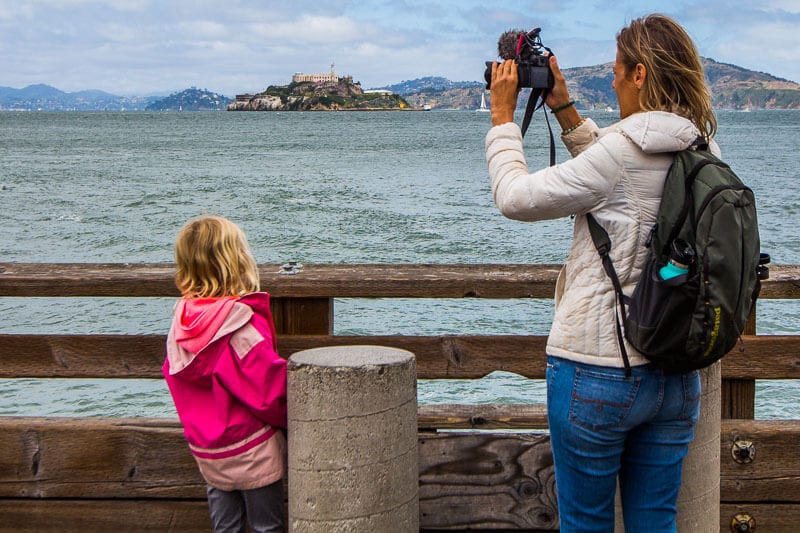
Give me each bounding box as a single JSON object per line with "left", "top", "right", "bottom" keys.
{"left": 418, "top": 404, "right": 549, "bottom": 430}
{"left": 3, "top": 417, "right": 799, "bottom": 502}
{"left": 0, "top": 499, "right": 556, "bottom": 532}
{"left": 721, "top": 335, "right": 800, "bottom": 379}
{"left": 271, "top": 297, "right": 332, "bottom": 335}
{"left": 0, "top": 334, "right": 167, "bottom": 378}
{"left": 0, "top": 499, "right": 211, "bottom": 532}
{"left": 2, "top": 500, "right": 800, "bottom": 532}
{"left": 2, "top": 263, "right": 798, "bottom": 298}
{"left": 0, "top": 417, "right": 205, "bottom": 499}
{"left": 281, "top": 334, "right": 549, "bottom": 379}
{"left": 721, "top": 307, "right": 758, "bottom": 419}
{"left": 418, "top": 432, "right": 558, "bottom": 530}
{"left": 1, "top": 333, "right": 797, "bottom": 379}
{"left": 720, "top": 419, "right": 800, "bottom": 502}
{"left": 0, "top": 334, "right": 548, "bottom": 379}
{"left": 0, "top": 263, "right": 562, "bottom": 298}
{"left": 719, "top": 504, "right": 800, "bottom": 532}
{"left": 0, "top": 263, "right": 179, "bottom": 297}
{"left": 720, "top": 379, "right": 756, "bottom": 419}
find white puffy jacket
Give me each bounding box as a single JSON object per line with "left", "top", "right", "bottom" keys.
{"left": 486, "top": 111, "right": 720, "bottom": 368}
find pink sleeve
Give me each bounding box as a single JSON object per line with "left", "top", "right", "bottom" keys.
{"left": 216, "top": 317, "right": 288, "bottom": 429}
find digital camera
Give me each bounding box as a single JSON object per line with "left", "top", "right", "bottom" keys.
{"left": 484, "top": 27, "right": 554, "bottom": 90}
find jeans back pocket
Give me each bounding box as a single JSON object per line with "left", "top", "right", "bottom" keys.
{"left": 569, "top": 367, "right": 641, "bottom": 431}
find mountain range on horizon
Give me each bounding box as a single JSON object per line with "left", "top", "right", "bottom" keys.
{"left": 2, "top": 57, "right": 799, "bottom": 111}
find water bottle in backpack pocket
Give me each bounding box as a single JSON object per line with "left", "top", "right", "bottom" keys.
{"left": 624, "top": 249, "right": 700, "bottom": 368}
{"left": 658, "top": 238, "right": 694, "bottom": 281}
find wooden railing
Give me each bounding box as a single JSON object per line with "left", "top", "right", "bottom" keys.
{"left": 1, "top": 263, "right": 799, "bottom": 531}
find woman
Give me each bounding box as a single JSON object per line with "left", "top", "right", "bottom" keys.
{"left": 486, "top": 14, "right": 716, "bottom": 532}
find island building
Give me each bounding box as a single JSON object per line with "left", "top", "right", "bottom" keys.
{"left": 232, "top": 64, "right": 376, "bottom": 104}
{"left": 292, "top": 64, "right": 340, "bottom": 84}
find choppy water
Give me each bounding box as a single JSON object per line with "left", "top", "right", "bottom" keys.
{"left": 1, "top": 109, "right": 798, "bottom": 418}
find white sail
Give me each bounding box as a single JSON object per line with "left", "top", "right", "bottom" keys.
{"left": 477, "top": 92, "right": 490, "bottom": 112}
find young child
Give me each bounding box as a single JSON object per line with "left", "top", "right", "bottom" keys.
{"left": 163, "top": 215, "right": 287, "bottom": 533}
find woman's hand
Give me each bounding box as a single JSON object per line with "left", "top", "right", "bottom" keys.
{"left": 544, "top": 54, "right": 582, "bottom": 131}
{"left": 544, "top": 54, "right": 571, "bottom": 109}
{"left": 490, "top": 60, "right": 519, "bottom": 126}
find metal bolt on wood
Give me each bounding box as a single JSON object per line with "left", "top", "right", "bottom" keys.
{"left": 730, "top": 513, "right": 756, "bottom": 532}
{"left": 732, "top": 439, "right": 756, "bottom": 464}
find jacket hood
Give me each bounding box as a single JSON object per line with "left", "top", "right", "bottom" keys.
{"left": 617, "top": 111, "right": 701, "bottom": 154}
{"left": 166, "top": 297, "right": 253, "bottom": 376}
{"left": 173, "top": 297, "right": 238, "bottom": 354}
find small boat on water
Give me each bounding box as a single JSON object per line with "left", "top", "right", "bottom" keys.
{"left": 477, "top": 92, "right": 490, "bottom": 112}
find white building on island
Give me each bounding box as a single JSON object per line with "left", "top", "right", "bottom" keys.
{"left": 292, "top": 63, "right": 339, "bottom": 84}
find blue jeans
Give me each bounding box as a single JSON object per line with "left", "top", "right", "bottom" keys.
{"left": 546, "top": 356, "right": 701, "bottom": 533}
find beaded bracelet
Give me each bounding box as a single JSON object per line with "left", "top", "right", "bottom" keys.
{"left": 562, "top": 118, "right": 586, "bottom": 135}
{"left": 550, "top": 100, "right": 575, "bottom": 114}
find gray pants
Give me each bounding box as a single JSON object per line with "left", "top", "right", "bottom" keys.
{"left": 206, "top": 480, "right": 285, "bottom": 533}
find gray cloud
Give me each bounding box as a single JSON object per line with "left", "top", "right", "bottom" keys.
{"left": 0, "top": 0, "right": 796, "bottom": 96}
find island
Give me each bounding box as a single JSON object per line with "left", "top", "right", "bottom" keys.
{"left": 228, "top": 64, "right": 410, "bottom": 111}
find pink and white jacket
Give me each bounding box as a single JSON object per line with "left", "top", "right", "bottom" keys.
{"left": 163, "top": 292, "right": 287, "bottom": 491}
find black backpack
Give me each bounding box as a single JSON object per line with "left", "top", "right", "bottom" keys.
{"left": 588, "top": 140, "right": 769, "bottom": 375}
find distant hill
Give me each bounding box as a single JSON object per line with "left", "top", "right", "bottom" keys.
{"left": 146, "top": 88, "right": 232, "bottom": 111}
{"left": 2, "top": 58, "right": 797, "bottom": 111}
{"left": 388, "top": 58, "right": 800, "bottom": 111}
{"left": 381, "top": 76, "right": 485, "bottom": 95}
{"left": 0, "top": 84, "right": 156, "bottom": 111}
{"left": 702, "top": 58, "right": 800, "bottom": 109}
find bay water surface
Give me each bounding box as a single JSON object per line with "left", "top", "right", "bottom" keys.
{"left": 1, "top": 109, "right": 798, "bottom": 418}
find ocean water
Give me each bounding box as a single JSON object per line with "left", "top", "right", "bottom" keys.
{"left": 0, "top": 109, "right": 798, "bottom": 419}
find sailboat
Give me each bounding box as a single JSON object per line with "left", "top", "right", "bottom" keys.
{"left": 477, "top": 92, "right": 490, "bottom": 112}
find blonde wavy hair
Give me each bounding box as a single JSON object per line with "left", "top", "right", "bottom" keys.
{"left": 617, "top": 14, "right": 717, "bottom": 141}
{"left": 174, "top": 215, "right": 260, "bottom": 298}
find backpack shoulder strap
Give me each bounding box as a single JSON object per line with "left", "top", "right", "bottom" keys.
{"left": 586, "top": 213, "right": 632, "bottom": 376}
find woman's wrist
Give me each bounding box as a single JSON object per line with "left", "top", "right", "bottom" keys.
{"left": 550, "top": 100, "right": 575, "bottom": 114}
{"left": 491, "top": 107, "right": 515, "bottom": 127}
{"left": 562, "top": 118, "right": 587, "bottom": 135}
{"left": 552, "top": 105, "right": 581, "bottom": 131}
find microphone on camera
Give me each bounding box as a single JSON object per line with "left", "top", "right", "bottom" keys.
{"left": 497, "top": 30, "right": 526, "bottom": 60}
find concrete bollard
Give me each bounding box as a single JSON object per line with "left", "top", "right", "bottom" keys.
{"left": 287, "top": 345, "right": 419, "bottom": 533}
{"left": 615, "top": 362, "right": 721, "bottom": 531}
{"left": 675, "top": 361, "right": 721, "bottom": 532}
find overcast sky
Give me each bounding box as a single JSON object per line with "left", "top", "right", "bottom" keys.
{"left": 1, "top": 0, "right": 798, "bottom": 96}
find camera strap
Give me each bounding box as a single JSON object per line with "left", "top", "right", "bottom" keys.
{"left": 520, "top": 88, "right": 556, "bottom": 166}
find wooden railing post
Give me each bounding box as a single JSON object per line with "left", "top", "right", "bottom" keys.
{"left": 271, "top": 297, "right": 332, "bottom": 336}
{"left": 721, "top": 305, "right": 757, "bottom": 419}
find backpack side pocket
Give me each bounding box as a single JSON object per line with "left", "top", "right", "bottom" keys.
{"left": 625, "top": 254, "right": 699, "bottom": 370}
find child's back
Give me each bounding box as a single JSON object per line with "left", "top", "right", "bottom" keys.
{"left": 164, "top": 215, "right": 287, "bottom": 532}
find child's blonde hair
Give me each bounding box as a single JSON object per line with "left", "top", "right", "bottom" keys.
{"left": 174, "top": 215, "right": 260, "bottom": 298}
